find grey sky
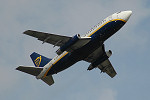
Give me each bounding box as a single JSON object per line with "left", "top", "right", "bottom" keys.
{"left": 0, "top": 0, "right": 150, "bottom": 100}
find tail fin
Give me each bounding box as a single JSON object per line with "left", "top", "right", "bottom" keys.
{"left": 30, "top": 52, "right": 51, "bottom": 67}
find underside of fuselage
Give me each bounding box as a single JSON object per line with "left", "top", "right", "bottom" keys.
{"left": 47, "top": 20, "right": 126, "bottom": 76}
{"left": 16, "top": 10, "right": 132, "bottom": 86}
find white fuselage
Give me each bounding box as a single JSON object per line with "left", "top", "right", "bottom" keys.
{"left": 37, "top": 11, "right": 132, "bottom": 79}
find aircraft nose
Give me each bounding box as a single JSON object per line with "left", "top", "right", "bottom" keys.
{"left": 118, "top": 10, "right": 132, "bottom": 22}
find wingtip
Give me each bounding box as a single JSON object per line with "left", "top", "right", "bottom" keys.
{"left": 23, "top": 30, "right": 31, "bottom": 34}
{"left": 111, "top": 73, "right": 117, "bottom": 78}
{"left": 16, "top": 67, "right": 18, "bottom": 70}
{"left": 16, "top": 66, "right": 21, "bottom": 70}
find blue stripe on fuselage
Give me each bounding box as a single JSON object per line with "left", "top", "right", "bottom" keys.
{"left": 90, "top": 19, "right": 126, "bottom": 41}
{"left": 46, "top": 19, "right": 126, "bottom": 76}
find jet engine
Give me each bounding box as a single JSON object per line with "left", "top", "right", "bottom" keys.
{"left": 88, "top": 50, "right": 112, "bottom": 70}
{"left": 56, "top": 34, "right": 80, "bottom": 55}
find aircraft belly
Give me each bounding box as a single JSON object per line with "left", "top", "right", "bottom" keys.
{"left": 90, "top": 20, "right": 126, "bottom": 41}
{"left": 46, "top": 20, "right": 125, "bottom": 76}
{"left": 47, "top": 53, "right": 80, "bottom": 75}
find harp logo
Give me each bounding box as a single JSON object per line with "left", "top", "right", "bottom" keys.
{"left": 34, "top": 56, "right": 42, "bottom": 67}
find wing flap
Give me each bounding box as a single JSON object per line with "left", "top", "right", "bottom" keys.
{"left": 41, "top": 75, "right": 54, "bottom": 86}
{"left": 24, "top": 30, "right": 71, "bottom": 46}
{"left": 16, "top": 66, "right": 43, "bottom": 76}
{"left": 97, "top": 59, "right": 117, "bottom": 78}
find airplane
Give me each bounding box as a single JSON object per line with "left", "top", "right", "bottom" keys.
{"left": 16, "top": 10, "right": 132, "bottom": 86}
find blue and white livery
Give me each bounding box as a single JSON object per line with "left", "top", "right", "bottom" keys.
{"left": 16, "top": 11, "right": 132, "bottom": 86}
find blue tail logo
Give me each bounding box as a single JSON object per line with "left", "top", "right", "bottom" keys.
{"left": 30, "top": 52, "right": 52, "bottom": 67}
{"left": 34, "top": 56, "right": 42, "bottom": 67}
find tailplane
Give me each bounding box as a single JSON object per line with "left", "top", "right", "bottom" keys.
{"left": 30, "top": 52, "right": 51, "bottom": 67}
{"left": 16, "top": 66, "right": 54, "bottom": 86}
{"left": 41, "top": 75, "right": 54, "bottom": 86}
{"left": 16, "top": 52, "right": 54, "bottom": 86}
{"left": 16, "top": 66, "right": 43, "bottom": 76}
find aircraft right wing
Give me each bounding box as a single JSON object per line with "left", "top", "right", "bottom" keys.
{"left": 24, "top": 30, "right": 91, "bottom": 55}
{"left": 24, "top": 30, "right": 71, "bottom": 47}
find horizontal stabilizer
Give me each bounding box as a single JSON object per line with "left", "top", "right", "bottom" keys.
{"left": 16, "top": 66, "right": 43, "bottom": 76}
{"left": 41, "top": 75, "right": 54, "bottom": 86}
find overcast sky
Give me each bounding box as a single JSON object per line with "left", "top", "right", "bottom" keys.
{"left": 1, "top": 0, "right": 150, "bottom": 100}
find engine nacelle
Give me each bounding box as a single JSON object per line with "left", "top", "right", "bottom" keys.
{"left": 106, "top": 50, "right": 112, "bottom": 57}
{"left": 56, "top": 34, "right": 80, "bottom": 55}
{"left": 88, "top": 50, "right": 112, "bottom": 70}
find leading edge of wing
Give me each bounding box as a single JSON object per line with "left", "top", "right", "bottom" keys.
{"left": 23, "top": 30, "right": 71, "bottom": 46}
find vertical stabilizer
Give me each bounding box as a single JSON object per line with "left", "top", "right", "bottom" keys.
{"left": 30, "top": 52, "right": 51, "bottom": 67}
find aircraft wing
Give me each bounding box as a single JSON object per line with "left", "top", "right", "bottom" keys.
{"left": 97, "top": 59, "right": 117, "bottom": 78}
{"left": 84, "top": 44, "right": 104, "bottom": 63}
{"left": 24, "top": 30, "right": 71, "bottom": 46}
{"left": 84, "top": 44, "right": 117, "bottom": 78}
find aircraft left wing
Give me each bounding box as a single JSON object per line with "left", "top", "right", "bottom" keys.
{"left": 97, "top": 59, "right": 117, "bottom": 78}
{"left": 24, "top": 30, "right": 71, "bottom": 46}
{"left": 84, "top": 44, "right": 104, "bottom": 63}
{"left": 84, "top": 44, "right": 117, "bottom": 78}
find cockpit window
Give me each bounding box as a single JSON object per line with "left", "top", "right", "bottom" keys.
{"left": 116, "top": 11, "right": 121, "bottom": 14}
